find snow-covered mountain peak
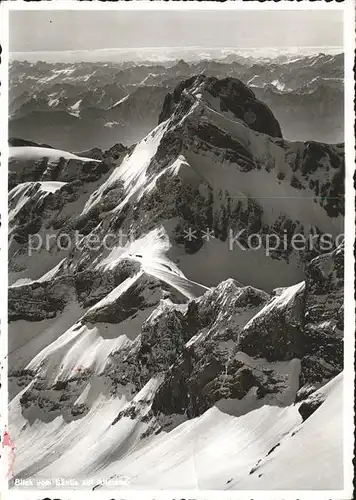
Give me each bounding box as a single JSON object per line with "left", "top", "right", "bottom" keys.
{"left": 159, "top": 74, "right": 283, "bottom": 138}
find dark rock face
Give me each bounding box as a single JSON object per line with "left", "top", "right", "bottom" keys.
{"left": 298, "top": 394, "right": 325, "bottom": 421}
{"left": 301, "top": 243, "right": 344, "bottom": 384}
{"left": 151, "top": 246, "right": 344, "bottom": 419}
{"left": 139, "top": 307, "right": 192, "bottom": 371}
{"left": 8, "top": 276, "right": 75, "bottom": 322}
{"left": 159, "top": 75, "right": 199, "bottom": 124}
{"left": 101, "top": 306, "right": 191, "bottom": 399}
{"left": 19, "top": 367, "right": 93, "bottom": 424}
{"left": 194, "top": 122, "right": 256, "bottom": 171}
{"left": 95, "top": 281, "right": 272, "bottom": 417}
{"left": 150, "top": 246, "right": 343, "bottom": 420}
{"left": 296, "top": 141, "right": 345, "bottom": 218}
{"left": 159, "top": 75, "right": 283, "bottom": 138}
{"left": 206, "top": 77, "right": 283, "bottom": 138}
{"left": 150, "top": 281, "right": 274, "bottom": 418}
{"left": 152, "top": 353, "right": 264, "bottom": 419}
{"left": 74, "top": 260, "right": 141, "bottom": 308}
{"left": 8, "top": 259, "right": 142, "bottom": 322}
{"left": 241, "top": 243, "right": 344, "bottom": 385}
{"left": 295, "top": 383, "right": 317, "bottom": 403}
{"left": 239, "top": 283, "right": 306, "bottom": 362}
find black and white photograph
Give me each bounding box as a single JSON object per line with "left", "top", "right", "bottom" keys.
{"left": 1, "top": 2, "right": 354, "bottom": 497}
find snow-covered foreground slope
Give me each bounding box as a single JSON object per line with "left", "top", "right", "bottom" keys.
{"left": 8, "top": 75, "right": 345, "bottom": 491}
{"left": 235, "top": 372, "right": 344, "bottom": 490}
{"left": 9, "top": 371, "right": 343, "bottom": 490}
{"left": 98, "top": 372, "right": 343, "bottom": 490}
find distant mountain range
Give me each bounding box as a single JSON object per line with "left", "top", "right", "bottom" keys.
{"left": 10, "top": 45, "right": 343, "bottom": 63}
{"left": 9, "top": 53, "right": 343, "bottom": 151}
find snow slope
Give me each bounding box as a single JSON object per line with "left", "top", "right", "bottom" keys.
{"left": 234, "top": 373, "right": 344, "bottom": 490}
{"left": 9, "top": 146, "right": 100, "bottom": 163}
{"left": 83, "top": 120, "right": 169, "bottom": 214}
{"left": 96, "top": 226, "right": 209, "bottom": 300}
{"left": 9, "top": 372, "right": 343, "bottom": 490}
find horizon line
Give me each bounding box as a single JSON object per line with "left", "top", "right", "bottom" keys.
{"left": 10, "top": 45, "right": 344, "bottom": 55}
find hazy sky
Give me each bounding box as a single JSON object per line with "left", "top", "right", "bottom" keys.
{"left": 10, "top": 10, "right": 343, "bottom": 53}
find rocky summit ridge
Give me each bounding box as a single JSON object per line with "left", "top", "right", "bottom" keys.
{"left": 159, "top": 74, "right": 283, "bottom": 138}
